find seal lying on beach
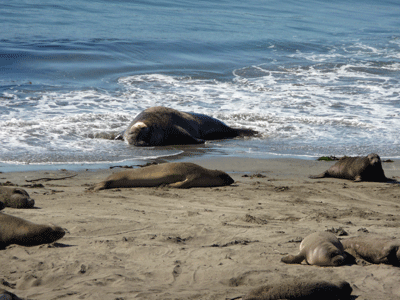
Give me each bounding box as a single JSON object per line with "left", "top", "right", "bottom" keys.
{"left": 281, "top": 232, "right": 346, "bottom": 266}
{"left": 309, "top": 153, "right": 389, "bottom": 182}
{"left": 117, "top": 106, "right": 258, "bottom": 146}
{"left": 92, "top": 162, "right": 234, "bottom": 191}
{"left": 341, "top": 235, "right": 400, "bottom": 266}
{"left": 0, "top": 212, "right": 65, "bottom": 249}
{"left": 0, "top": 187, "right": 35, "bottom": 208}
{"left": 243, "top": 278, "right": 352, "bottom": 300}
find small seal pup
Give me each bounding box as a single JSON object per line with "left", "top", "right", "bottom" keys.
{"left": 243, "top": 279, "right": 352, "bottom": 300}
{"left": 0, "top": 187, "right": 35, "bottom": 208}
{"left": 0, "top": 212, "right": 65, "bottom": 249}
{"left": 281, "top": 232, "right": 346, "bottom": 266}
{"left": 92, "top": 162, "right": 234, "bottom": 191}
{"left": 342, "top": 235, "right": 400, "bottom": 266}
{"left": 118, "top": 106, "right": 258, "bottom": 146}
{"left": 309, "top": 153, "right": 389, "bottom": 182}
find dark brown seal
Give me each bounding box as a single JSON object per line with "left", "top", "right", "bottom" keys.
{"left": 117, "top": 106, "right": 257, "bottom": 146}
{"left": 0, "top": 212, "right": 65, "bottom": 249}
{"left": 309, "top": 153, "right": 389, "bottom": 182}
{"left": 342, "top": 235, "right": 400, "bottom": 266}
{"left": 0, "top": 187, "right": 35, "bottom": 208}
{"left": 243, "top": 278, "right": 352, "bottom": 300}
{"left": 92, "top": 162, "right": 234, "bottom": 191}
{"left": 281, "top": 232, "right": 346, "bottom": 266}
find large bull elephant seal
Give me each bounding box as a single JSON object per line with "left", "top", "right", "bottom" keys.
{"left": 342, "top": 235, "right": 400, "bottom": 266}
{"left": 243, "top": 279, "right": 352, "bottom": 300}
{"left": 118, "top": 106, "right": 257, "bottom": 146}
{"left": 281, "top": 232, "right": 346, "bottom": 266}
{"left": 0, "top": 212, "right": 65, "bottom": 249}
{"left": 309, "top": 153, "right": 390, "bottom": 182}
{"left": 91, "top": 162, "right": 234, "bottom": 191}
{"left": 0, "top": 187, "right": 35, "bottom": 208}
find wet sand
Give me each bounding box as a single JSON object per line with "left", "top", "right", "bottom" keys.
{"left": 1, "top": 157, "right": 400, "bottom": 300}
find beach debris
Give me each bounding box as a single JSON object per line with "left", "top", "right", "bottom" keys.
{"left": 317, "top": 156, "right": 341, "bottom": 161}
{"left": 326, "top": 227, "right": 348, "bottom": 236}
{"left": 242, "top": 173, "right": 267, "bottom": 178}
{"left": 205, "top": 239, "right": 259, "bottom": 248}
{"left": 25, "top": 174, "right": 77, "bottom": 182}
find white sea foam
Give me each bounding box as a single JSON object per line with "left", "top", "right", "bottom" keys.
{"left": 1, "top": 45, "right": 400, "bottom": 165}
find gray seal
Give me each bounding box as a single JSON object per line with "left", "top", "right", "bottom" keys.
{"left": 91, "top": 162, "right": 234, "bottom": 191}
{"left": 243, "top": 279, "right": 352, "bottom": 300}
{"left": 0, "top": 212, "right": 65, "bottom": 249}
{"left": 281, "top": 232, "right": 346, "bottom": 266}
{"left": 342, "top": 235, "right": 400, "bottom": 266}
{"left": 309, "top": 153, "right": 389, "bottom": 182}
{"left": 0, "top": 187, "right": 35, "bottom": 208}
{"left": 118, "top": 106, "right": 257, "bottom": 146}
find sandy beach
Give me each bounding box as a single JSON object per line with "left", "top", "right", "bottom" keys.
{"left": 1, "top": 157, "right": 400, "bottom": 300}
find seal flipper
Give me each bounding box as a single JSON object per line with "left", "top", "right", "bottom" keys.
{"left": 309, "top": 171, "right": 328, "bottom": 179}
{"left": 281, "top": 254, "right": 305, "bottom": 264}
{"left": 114, "top": 131, "right": 124, "bottom": 140}
{"left": 171, "top": 126, "right": 205, "bottom": 145}
{"left": 234, "top": 128, "right": 258, "bottom": 137}
{"left": 168, "top": 179, "right": 191, "bottom": 189}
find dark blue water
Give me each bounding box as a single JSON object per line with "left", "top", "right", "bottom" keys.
{"left": 1, "top": 0, "right": 400, "bottom": 170}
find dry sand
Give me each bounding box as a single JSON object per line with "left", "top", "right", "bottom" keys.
{"left": 0, "top": 157, "right": 400, "bottom": 300}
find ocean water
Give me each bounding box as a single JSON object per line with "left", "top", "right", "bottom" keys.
{"left": 1, "top": 0, "right": 400, "bottom": 171}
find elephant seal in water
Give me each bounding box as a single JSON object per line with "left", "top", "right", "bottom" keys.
{"left": 0, "top": 187, "right": 35, "bottom": 208}
{"left": 118, "top": 106, "right": 257, "bottom": 146}
{"left": 342, "top": 235, "right": 400, "bottom": 266}
{"left": 243, "top": 278, "right": 352, "bottom": 300}
{"left": 309, "top": 153, "right": 389, "bottom": 182}
{"left": 281, "top": 232, "right": 346, "bottom": 266}
{"left": 0, "top": 212, "right": 65, "bottom": 249}
{"left": 92, "top": 162, "right": 234, "bottom": 191}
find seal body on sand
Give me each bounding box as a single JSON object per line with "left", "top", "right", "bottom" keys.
{"left": 92, "top": 162, "right": 234, "bottom": 191}
{"left": 0, "top": 187, "right": 35, "bottom": 208}
{"left": 243, "top": 279, "right": 352, "bottom": 300}
{"left": 342, "top": 235, "right": 400, "bottom": 266}
{"left": 309, "top": 153, "right": 389, "bottom": 182}
{"left": 119, "top": 106, "right": 257, "bottom": 146}
{"left": 0, "top": 212, "right": 65, "bottom": 249}
{"left": 281, "top": 232, "right": 346, "bottom": 266}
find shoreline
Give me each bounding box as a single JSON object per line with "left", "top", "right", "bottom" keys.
{"left": 1, "top": 157, "right": 400, "bottom": 299}
{"left": 1, "top": 152, "right": 398, "bottom": 173}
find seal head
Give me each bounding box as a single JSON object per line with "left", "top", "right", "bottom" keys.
{"left": 0, "top": 187, "right": 35, "bottom": 208}
{"left": 0, "top": 212, "right": 65, "bottom": 248}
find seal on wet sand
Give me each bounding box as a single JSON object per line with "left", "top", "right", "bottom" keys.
{"left": 243, "top": 279, "right": 352, "bottom": 300}
{"left": 342, "top": 235, "right": 400, "bottom": 266}
{"left": 118, "top": 106, "right": 258, "bottom": 146}
{"left": 309, "top": 153, "right": 390, "bottom": 182}
{"left": 0, "top": 212, "right": 65, "bottom": 249}
{"left": 0, "top": 187, "right": 35, "bottom": 208}
{"left": 281, "top": 232, "right": 346, "bottom": 266}
{"left": 91, "top": 162, "right": 234, "bottom": 191}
